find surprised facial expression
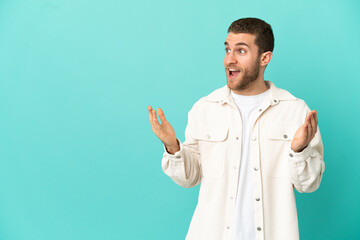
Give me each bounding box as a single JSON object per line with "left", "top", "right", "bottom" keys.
{"left": 224, "top": 32, "right": 261, "bottom": 91}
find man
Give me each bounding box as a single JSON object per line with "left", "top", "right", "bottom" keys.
{"left": 148, "top": 18, "right": 324, "bottom": 240}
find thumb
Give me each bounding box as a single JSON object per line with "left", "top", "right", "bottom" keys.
{"left": 157, "top": 108, "right": 167, "bottom": 123}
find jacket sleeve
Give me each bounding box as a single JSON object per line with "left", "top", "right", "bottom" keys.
{"left": 161, "top": 107, "right": 202, "bottom": 188}
{"left": 288, "top": 106, "right": 325, "bottom": 193}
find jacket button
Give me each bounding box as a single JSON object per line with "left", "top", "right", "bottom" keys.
{"left": 255, "top": 197, "right": 260, "bottom": 201}
{"left": 254, "top": 167, "right": 259, "bottom": 171}
{"left": 236, "top": 136, "right": 239, "bottom": 140}
{"left": 274, "top": 100, "right": 278, "bottom": 103}
{"left": 176, "top": 155, "right": 181, "bottom": 159}
{"left": 289, "top": 153, "right": 294, "bottom": 158}
{"left": 257, "top": 227, "right": 261, "bottom": 231}
{"left": 251, "top": 136, "right": 257, "bottom": 141}
{"left": 259, "top": 108, "right": 262, "bottom": 112}
{"left": 283, "top": 134, "right": 288, "bottom": 139}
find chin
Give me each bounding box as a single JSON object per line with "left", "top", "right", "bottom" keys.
{"left": 227, "top": 78, "right": 241, "bottom": 89}
{"left": 226, "top": 80, "right": 235, "bottom": 90}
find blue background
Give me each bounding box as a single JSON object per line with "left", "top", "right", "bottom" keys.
{"left": 0, "top": 0, "right": 359, "bottom": 239}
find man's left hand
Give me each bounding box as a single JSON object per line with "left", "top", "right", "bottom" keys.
{"left": 291, "top": 110, "right": 318, "bottom": 153}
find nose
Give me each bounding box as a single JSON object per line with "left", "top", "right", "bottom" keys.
{"left": 224, "top": 51, "right": 237, "bottom": 66}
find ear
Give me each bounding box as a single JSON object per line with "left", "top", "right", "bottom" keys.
{"left": 260, "top": 51, "right": 273, "bottom": 67}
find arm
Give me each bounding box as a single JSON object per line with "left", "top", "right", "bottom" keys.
{"left": 289, "top": 109, "right": 325, "bottom": 193}
{"left": 148, "top": 106, "right": 202, "bottom": 188}
{"left": 161, "top": 119, "right": 202, "bottom": 188}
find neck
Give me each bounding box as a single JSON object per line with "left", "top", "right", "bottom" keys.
{"left": 232, "top": 76, "right": 269, "bottom": 96}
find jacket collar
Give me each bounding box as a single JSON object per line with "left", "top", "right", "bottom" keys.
{"left": 204, "top": 81, "right": 297, "bottom": 106}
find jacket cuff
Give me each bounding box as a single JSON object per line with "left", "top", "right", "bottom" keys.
{"left": 163, "top": 139, "right": 184, "bottom": 161}
{"left": 288, "top": 143, "right": 312, "bottom": 163}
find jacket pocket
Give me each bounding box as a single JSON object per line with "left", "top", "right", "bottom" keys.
{"left": 191, "top": 127, "right": 229, "bottom": 180}
{"left": 264, "top": 126, "right": 295, "bottom": 178}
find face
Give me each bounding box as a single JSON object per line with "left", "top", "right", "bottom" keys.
{"left": 224, "top": 32, "right": 261, "bottom": 91}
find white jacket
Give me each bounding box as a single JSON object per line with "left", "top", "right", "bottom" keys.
{"left": 162, "top": 81, "right": 325, "bottom": 240}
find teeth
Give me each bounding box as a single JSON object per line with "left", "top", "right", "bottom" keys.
{"left": 229, "top": 68, "right": 239, "bottom": 72}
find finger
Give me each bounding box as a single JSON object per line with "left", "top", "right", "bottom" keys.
{"left": 306, "top": 118, "right": 312, "bottom": 142}
{"left": 305, "top": 113, "right": 311, "bottom": 129}
{"left": 157, "top": 108, "right": 167, "bottom": 124}
{"left": 148, "top": 106, "right": 158, "bottom": 128}
{"left": 152, "top": 109, "right": 161, "bottom": 127}
{"left": 314, "top": 110, "right": 318, "bottom": 125}
{"left": 149, "top": 112, "right": 158, "bottom": 133}
{"left": 309, "top": 111, "right": 315, "bottom": 133}
{"left": 310, "top": 110, "right": 317, "bottom": 125}
{"left": 148, "top": 105, "right": 153, "bottom": 122}
{"left": 314, "top": 113, "right": 318, "bottom": 134}
{"left": 310, "top": 113, "right": 317, "bottom": 138}
{"left": 148, "top": 106, "right": 154, "bottom": 124}
{"left": 313, "top": 111, "right": 318, "bottom": 133}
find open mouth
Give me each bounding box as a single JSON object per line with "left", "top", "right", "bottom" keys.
{"left": 228, "top": 68, "right": 241, "bottom": 79}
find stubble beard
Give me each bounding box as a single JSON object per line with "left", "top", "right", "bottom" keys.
{"left": 227, "top": 57, "right": 260, "bottom": 91}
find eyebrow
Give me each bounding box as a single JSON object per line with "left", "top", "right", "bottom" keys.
{"left": 224, "top": 42, "right": 250, "bottom": 48}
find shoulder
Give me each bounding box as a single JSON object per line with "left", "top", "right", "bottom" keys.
{"left": 273, "top": 83, "right": 309, "bottom": 110}
{"left": 272, "top": 85, "right": 312, "bottom": 122}
{"left": 281, "top": 90, "right": 309, "bottom": 109}
{"left": 190, "top": 85, "right": 228, "bottom": 110}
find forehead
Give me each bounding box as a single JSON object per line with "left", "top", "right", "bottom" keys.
{"left": 224, "top": 32, "right": 256, "bottom": 48}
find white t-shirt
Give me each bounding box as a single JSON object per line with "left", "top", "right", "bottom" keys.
{"left": 230, "top": 89, "right": 270, "bottom": 240}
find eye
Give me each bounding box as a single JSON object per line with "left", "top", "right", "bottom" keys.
{"left": 225, "top": 49, "right": 231, "bottom": 53}
{"left": 239, "top": 49, "right": 245, "bottom": 54}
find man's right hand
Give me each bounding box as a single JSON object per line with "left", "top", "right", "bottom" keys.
{"left": 148, "top": 105, "right": 180, "bottom": 154}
